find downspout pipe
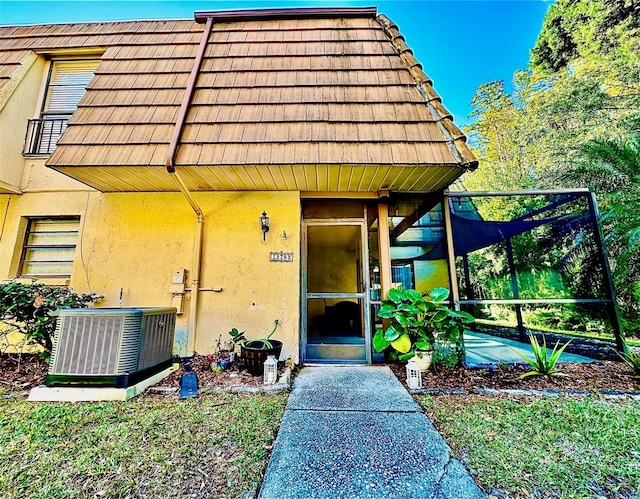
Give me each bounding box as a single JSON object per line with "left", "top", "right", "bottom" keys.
{"left": 165, "top": 17, "right": 213, "bottom": 357}
{"left": 166, "top": 16, "right": 213, "bottom": 174}
{"left": 174, "top": 171, "right": 204, "bottom": 357}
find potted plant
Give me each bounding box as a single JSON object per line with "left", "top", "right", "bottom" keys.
{"left": 240, "top": 319, "right": 283, "bottom": 375}
{"left": 373, "top": 287, "right": 474, "bottom": 368}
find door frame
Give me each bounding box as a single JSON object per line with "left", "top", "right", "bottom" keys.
{"left": 301, "top": 218, "right": 372, "bottom": 364}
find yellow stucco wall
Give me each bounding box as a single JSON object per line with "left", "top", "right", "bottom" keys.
{"left": 0, "top": 54, "right": 46, "bottom": 193}
{"left": 0, "top": 60, "right": 302, "bottom": 360}
{"left": 22, "top": 159, "right": 92, "bottom": 192}
{"left": 190, "top": 191, "right": 301, "bottom": 359}
{"left": 0, "top": 324, "right": 43, "bottom": 354}
{"left": 0, "top": 189, "right": 302, "bottom": 361}
{"left": 414, "top": 259, "right": 450, "bottom": 294}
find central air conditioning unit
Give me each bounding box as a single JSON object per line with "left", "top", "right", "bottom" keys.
{"left": 46, "top": 307, "right": 176, "bottom": 388}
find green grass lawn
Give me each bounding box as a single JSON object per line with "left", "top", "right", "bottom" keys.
{"left": 4, "top": 387, "right": 639, "bottom": 498}
{"left": 0, "top": 392, "right": 287, "bottom": 499}
{"left": 421, "top": 394, "right": 640, "bottom": 498}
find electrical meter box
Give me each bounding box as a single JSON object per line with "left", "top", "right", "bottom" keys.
{"left": 172, "top": 268, "right": 187, "bottom": 284}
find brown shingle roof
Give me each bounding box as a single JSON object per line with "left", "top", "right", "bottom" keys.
{"left": 0, "top": 8, "right": 477, "bottom": 192}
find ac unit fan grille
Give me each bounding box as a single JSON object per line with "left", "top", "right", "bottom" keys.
{"left": 138, "top": 313, "right": 176, "bottom": 371}
{"left": 50, "top": 314, "right": 142, "bottom": 376}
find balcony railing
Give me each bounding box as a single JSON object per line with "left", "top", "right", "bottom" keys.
{"left": 23, "top": 115, "right": 70, "bottom": 155}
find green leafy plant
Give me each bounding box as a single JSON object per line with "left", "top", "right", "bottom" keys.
{"left": 209, "top": 329, "right": 247, "bottom": 372}
{"left": 228, "top": 328, "right": 247, "bottom": 349}
{"left": 0, "top": 280, "right": 102, "bottom": 357}
{"left": 373, "top": 287, "right": 474, "bottom": 364}
{"left": 512, "top": 334, "right": 572, "bottom": 378}
{"left": 613, "top": 341, "right": 640, "bottom": 377}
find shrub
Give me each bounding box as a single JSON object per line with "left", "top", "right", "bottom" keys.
{"left": 431, "top": 344, "right": 463, "bottom": 369}
{"left": 0, "top": 280, "right": 101, "bottom": 357}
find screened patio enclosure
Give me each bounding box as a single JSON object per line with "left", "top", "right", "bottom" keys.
{"left": 385, "top": 189, "right": 623, "bottom": 352}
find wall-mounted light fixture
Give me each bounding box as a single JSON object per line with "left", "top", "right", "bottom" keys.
{"left": 259, "top": 210, "right": 270, "bottom": 241}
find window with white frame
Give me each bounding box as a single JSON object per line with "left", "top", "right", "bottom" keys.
{"left": 24, "top": 59, "right": 100, "bottom": 155}
{"left": 19, "top": 217, "right": 80, "bottom": 278}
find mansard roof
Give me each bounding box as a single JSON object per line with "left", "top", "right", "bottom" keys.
{"left": 0, "top": 8, "right": 477, "bottom": 192}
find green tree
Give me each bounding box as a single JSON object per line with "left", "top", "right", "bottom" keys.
{"left": 531, "top": 0, "right": 640, "bottom": 72}
{"left": 462, "top": 0, "right": 640, "bottom": 336}
{"left": 464, "top": 80, "right": 534, "bottom": 192}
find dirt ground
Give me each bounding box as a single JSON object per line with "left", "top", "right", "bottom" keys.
{"left": 161, "top": 354, "right": 279, "bottom": 390}
{"left": 0, "top": 353, "right": 281, "bottom": 393}
{"left": 2, "top": 353, "right": 638, "bottom": 395}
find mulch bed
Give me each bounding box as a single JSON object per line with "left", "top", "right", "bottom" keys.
{"left": 161, "top": 354, "right": 275, "bottom": 390}
{"left": 0, "top": 353, "right": 47, "bottom": 391}
{"left": 0, "top": 353, "right": 284, "bottom": 395}
{"left": 2, "top": 353, "right": 638, "bottom": 395}
{"left": 389, "top": 361, "right": 640, "bottom": 393}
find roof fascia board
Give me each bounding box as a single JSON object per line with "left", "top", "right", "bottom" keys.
{"left": 194, "top": 7, "right": 377, "bottom": 24}
{"left": 36, "top": 48, "right": 106, "bottom": 58}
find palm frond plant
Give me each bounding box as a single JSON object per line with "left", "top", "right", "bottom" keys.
{"left": 512, "top": 334, "right": 572, "bottom": 379}
{"left": 557, "top": 134, "right": 640, "bottom": 336}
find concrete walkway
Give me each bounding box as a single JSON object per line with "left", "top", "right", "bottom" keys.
{"left": 258, "top": 366, "right": 485, "bottom": 498}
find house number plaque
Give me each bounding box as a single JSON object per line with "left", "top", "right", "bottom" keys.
{"left": 270, "top": 251, "right": 294, "bottom": 263}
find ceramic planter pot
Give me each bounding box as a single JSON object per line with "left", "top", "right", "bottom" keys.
{"left": 241, "top": 340, "right": 283, "bottom": 376}
{"left": 411, "top": 351, "right": 433, "bottom": 370}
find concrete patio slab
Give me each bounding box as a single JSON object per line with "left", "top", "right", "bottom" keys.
{"left": 259, "top": 366, "right": 485, "bottom": 499}
{"left": 291, "top": 365, "right": 403, "bottom": 390}
{"left": 464, "top": 331, "right": 595, "bottom": 368}
{"left": 286, "top": 365, "right": 421, "bottom": 412}
{"left": 27, "top": 365, "right": 175, "bottom": 402}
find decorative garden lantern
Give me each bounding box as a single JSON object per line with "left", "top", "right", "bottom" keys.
{"left": 406, "top": 360, "right": 422, "bottom": 389}
{"left": 263, "top": 355, "right": 278, "bottom": 384}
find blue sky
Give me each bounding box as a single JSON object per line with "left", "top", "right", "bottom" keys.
{"left": 0, "top": 1, "right": 551, "bottom": 126}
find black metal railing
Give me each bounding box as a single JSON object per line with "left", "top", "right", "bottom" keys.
{"left": 23, "top": 116, "right": 70, "bottom": 155}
